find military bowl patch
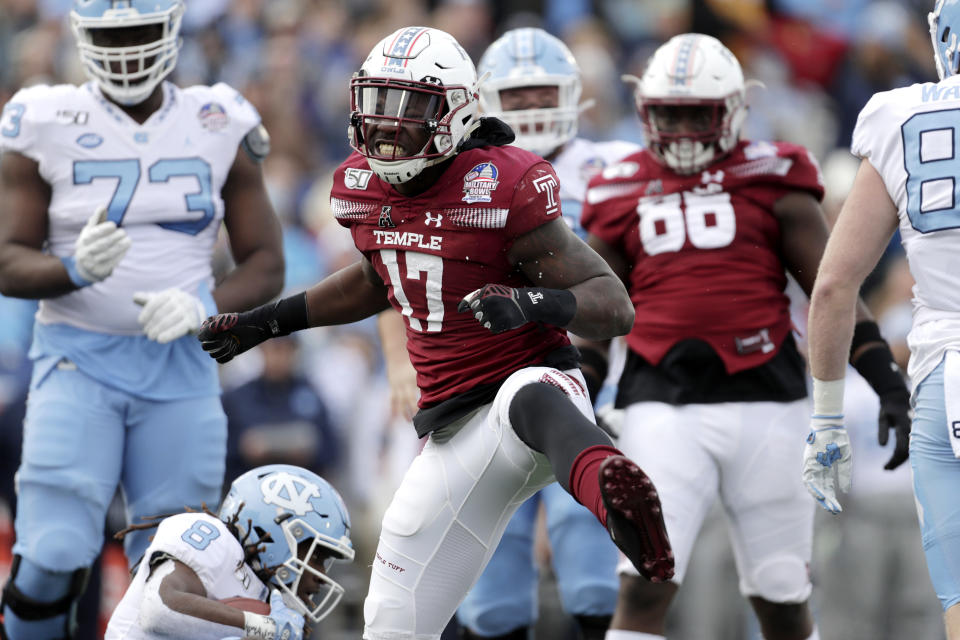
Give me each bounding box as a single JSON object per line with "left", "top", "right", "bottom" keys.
{"left": 579, "top": 156, "right": 607, "bottom": 182}
{"left": 462, "top": 162, "right": 499, "bottom": 204}
{"left": 199, "top": 102, "right": 229, "bottom": 132}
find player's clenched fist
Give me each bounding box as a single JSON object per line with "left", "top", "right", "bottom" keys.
{"left": 198, "top": 311, "right": 271, "bottom": 364}
{"left": 198, "top": 294, "right": 309, "bottom": 364}
{"left": 458, "top": 284, "right": 576, "bottom": 333}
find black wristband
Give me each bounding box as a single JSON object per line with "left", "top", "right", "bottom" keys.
{"left": 243, "top": 292, "right": 309, "bottom": 337}
{"left": 519, "top": 287, "right": 577, "bottom": 327}
{"left": 851, "top": 344, "right": 908, "bottom": 398}
{"left": 850, "top": 320, "right": 884, "bottom": 358}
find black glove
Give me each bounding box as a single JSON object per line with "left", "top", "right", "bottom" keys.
{"left": 457, "top": 284, "right": 576, "bottom": 334}
{"left": 850, "top": 327, "right": 912, "bottom": 470}
{"left": 198, "top": 293, "right": 309, "bottom": 364}
{"left": 877, "top": 389, "right": 911, "bottom": 470}
{"left": 197, "top": 312, "right": 272, "bottom": 364}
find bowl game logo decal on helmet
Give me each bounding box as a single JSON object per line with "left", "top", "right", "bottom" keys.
{"left": 462, "top": 162, "right": 500, "bottom": 203}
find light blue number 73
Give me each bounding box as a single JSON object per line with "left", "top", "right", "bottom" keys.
{"left": 73, "top": 158, "right": 214, "bottom": 235}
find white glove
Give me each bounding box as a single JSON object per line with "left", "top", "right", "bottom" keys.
{"left": 266, "top": 590, "right": 304, "bottom": 640}
{"left": 802, "top": 416, "right": 852, "bottom": 515}
{"left": 73, "top": 206, "right": 131, "bottom": 284}
{"left": 133, "top": 288, "right": 206, "bottom": 344}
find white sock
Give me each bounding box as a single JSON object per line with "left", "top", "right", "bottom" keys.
{"left": 805, "top": 628, "right": 820, "bottom": 640}
{"left": 605, "top": 631, "right": 666, "bottom": 640}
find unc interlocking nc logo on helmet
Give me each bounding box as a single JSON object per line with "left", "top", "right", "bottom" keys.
{"left": 260, "top": 471, "right": 322, "bottom": 516}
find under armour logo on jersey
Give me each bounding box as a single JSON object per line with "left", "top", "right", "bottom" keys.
{"left": 424, "top": 211, "right": 443, "bottom": 227}
{"left": 379, "top": 205, "right": 396, "bottom": 228}
{"left": 527, "top": 291, "right": 544, "bottom": 304}
{"left": 532, "top": 174, "right": 560, "bottom": 216}
{"left": 260, "top": 472, "right": 321, "bottom": 516}
{"left": 701, "top": 169, "right": 724, "bottom": 184}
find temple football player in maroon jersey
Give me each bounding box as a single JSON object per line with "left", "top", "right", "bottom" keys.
{"left": 197, "top": 26, "right": 674, "bottom": 640}
{"left": 580, "top": 34, "right": 909, "bottom": 640}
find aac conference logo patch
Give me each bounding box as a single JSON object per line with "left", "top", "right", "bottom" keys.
{"left": 462, "top": 162, "right": 499, "bottom": 204}
{"left": 198, "top": 102, "right": 229, "bottom": 132}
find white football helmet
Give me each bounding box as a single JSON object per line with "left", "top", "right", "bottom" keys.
{"left": 478, "top": 28, "right": 583, "bottom": 157}
{"left": 348, "top": 26, "right": 481, "bottom": 184}
{"left": 629, "top": 33, "right": 747, "bottom": 175}
{"left": 930, "top": 0, "right": 960, "bottom": 80}
{"left": 70, "top": 0, "right": 184, "bottom": 106}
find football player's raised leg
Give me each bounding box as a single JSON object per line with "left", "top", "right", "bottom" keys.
{"left": 505, "top": 372, "right": 673, "bottom": 583}
{"left": 1, "top": 365, "right": 123, "bottom": 640}
{"left": 121, "top": 394, "right": 226, "bottom": 568}
{"left": 542, "top": 483, "right": 617, "bottom": 639}
{"left": 363, "top": 368, "right": 561, "bottom": 639}
{"left": 723, "top": 400, "right": 815, "bottom": 640}
{"left": 607, "top": 401, "right": 717, "bottom": 637}
{"left": 910, "top": 363, "right": 960, "bottom": 640}
{"left": 457, "top": 495, "right": 540, "bottom": 639}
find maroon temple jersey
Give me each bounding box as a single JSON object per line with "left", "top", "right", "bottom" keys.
{"left": 582, "top": 140, "right": 825, "bottom": 375}
{"left": 331, "top": 146, "right": 573, "bottom": 410}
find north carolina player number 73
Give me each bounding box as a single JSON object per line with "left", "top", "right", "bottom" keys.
{"left": 73, "top": 158, "right": 215, "bottom": 235}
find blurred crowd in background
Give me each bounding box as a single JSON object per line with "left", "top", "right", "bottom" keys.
{"left": 0, "top": 0, "right": 947, "bottom": 638}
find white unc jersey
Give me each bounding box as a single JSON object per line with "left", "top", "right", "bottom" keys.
{"left": 551, "top": 137, "right": 640, "bottom": 237}
{"left": 0, "top": 81, "right": 260, "bottom": 334}
{"left": 853, "top": 74, "right": 960, "bottom": 388}
{"left": 105, "top": 512, "right": 268, "bottom": 639}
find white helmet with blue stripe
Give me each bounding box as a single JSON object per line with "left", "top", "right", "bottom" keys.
{"left": 349, "top": 26, "right": 481, "bottom": 184}
{"left": 218, "top": 464, "right": 355, "bottom": 623}
{"left": 930, "top": 0, "right": 960, "bottom": 80}
{"left": 70, "top": 0, "right": 184, "bottom": 106}
{"left": 477, "top": 28, "right": 583, "bottom": 157}
{"left": 630, "top": 33, "right": 747, "bottom": 175}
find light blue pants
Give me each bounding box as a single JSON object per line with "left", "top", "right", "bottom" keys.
{"left": 911, "top": 359, "right": 960, "bottom": 610}
{"left": 13, "top": 362, "right": 226, "bottom": 571}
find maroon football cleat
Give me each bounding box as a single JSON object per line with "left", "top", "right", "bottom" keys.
{"left": 599, "top": 455, "right": 675, "bottom": 583}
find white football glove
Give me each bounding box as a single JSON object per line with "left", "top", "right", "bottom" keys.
{"left": 133, "top": 288, "right": 206, "bottom": 344}
{"left": 241, "top": 591, "right": 305, "bottom": 640}
{"left": 802, "top": 416, "right": 852, "bottom": 515}
{"left": 72, "top": 206, "right": 131, "bottom": 284}
{"left": 266, "top": 590, "right": 305, "bottom": 640}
